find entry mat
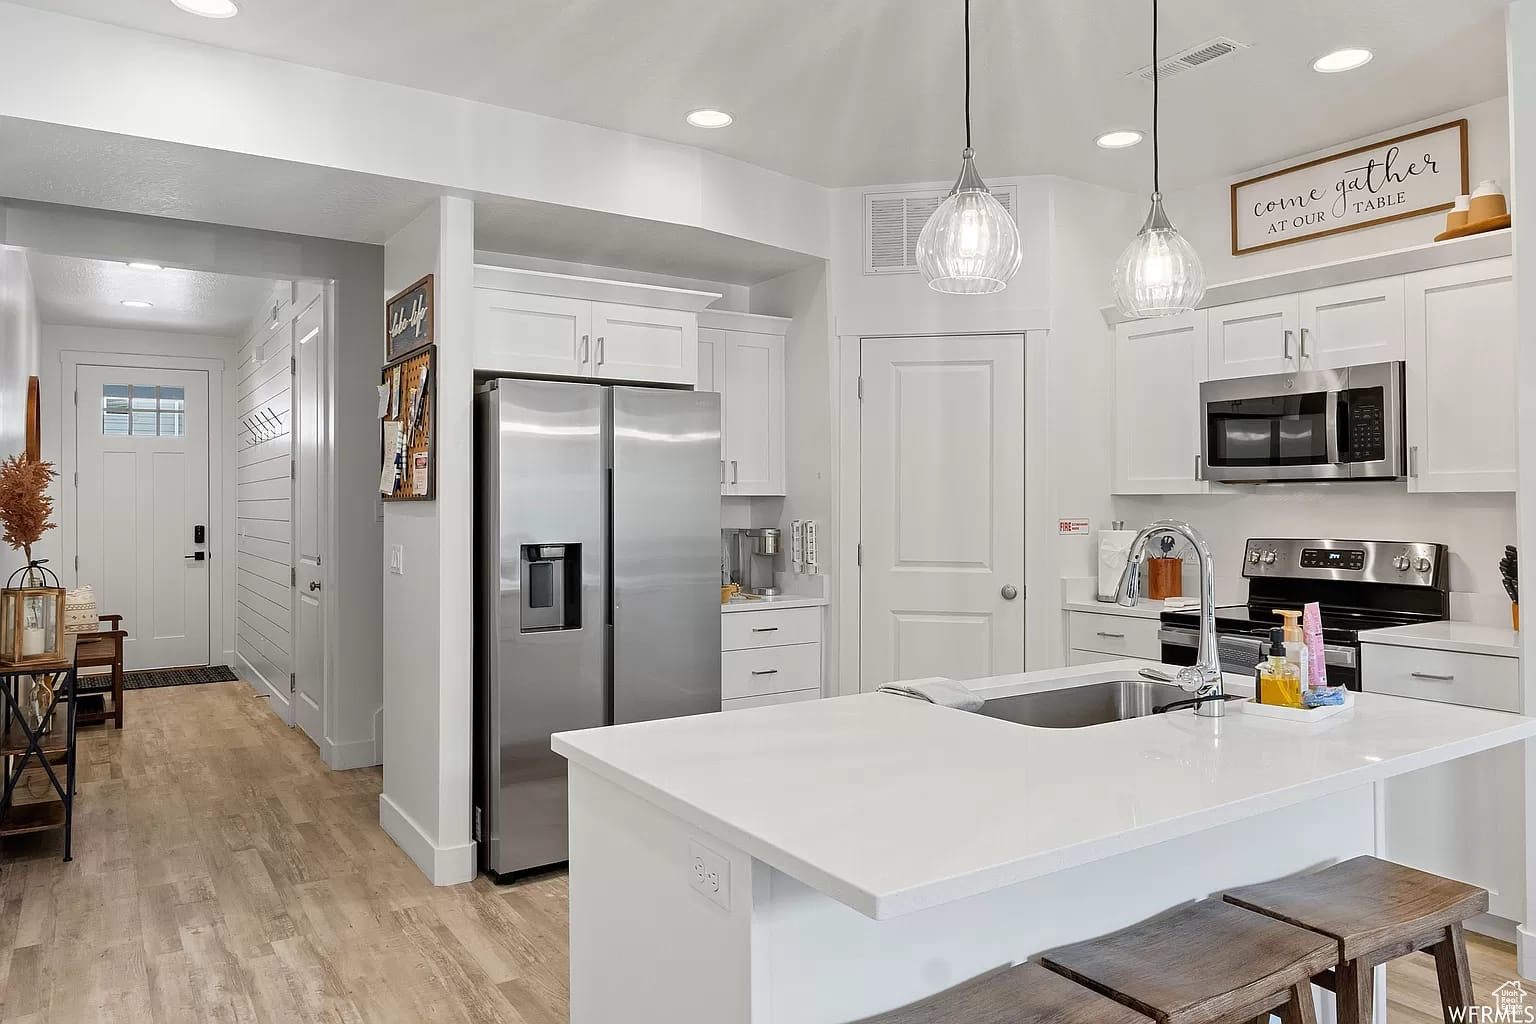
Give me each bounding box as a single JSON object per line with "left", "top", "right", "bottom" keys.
{"left": 123, "top": 665, "right": 240, "bottom": 691}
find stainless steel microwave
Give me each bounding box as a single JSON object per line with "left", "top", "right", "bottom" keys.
{"left": 1199, "top": 361, "right": 1405, "bottom": 483}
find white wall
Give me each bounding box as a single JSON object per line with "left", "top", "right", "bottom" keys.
{"left": 380, "top": 196, "right": 477, "bottom": 886}
{"left": 0, "top": 248, "right": 40, "bottom": 582}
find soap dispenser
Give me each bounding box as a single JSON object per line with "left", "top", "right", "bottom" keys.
{"left": 1275, "top": 610, "right": 1311, "bottom": 692}
{"left": 1256, "top": 627, "right": 1302, "bottom": 708}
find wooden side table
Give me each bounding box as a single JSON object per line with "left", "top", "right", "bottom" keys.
{"left": 0, "top": 636, "right": 78, "bottom": 862}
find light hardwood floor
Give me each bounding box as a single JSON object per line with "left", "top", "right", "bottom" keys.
{"left": 0, "top": 679, "right": 1525, "bottom": 1022}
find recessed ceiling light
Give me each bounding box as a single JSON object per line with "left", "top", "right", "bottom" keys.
{"left": 121, "top": 300, "right": 154, "bottom": 309}
{"left": 685, "top": 108, "right": 734, "bottom": 129}
{"left": 171, "top": 0, "right": 239, "bottom": 17}
{"left": 1096, "top": 130, "right": 1145, "bottom": 149}
{"left": 1312, "top": 48, "right": 1373, "bottom": 73}
{"left": 127, "top": 261, "right": 164, "bottom": 271}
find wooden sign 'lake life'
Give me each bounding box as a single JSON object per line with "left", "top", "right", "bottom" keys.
{"left": 1231, "top": 120, "right": 1468, "bottom": 256}
{"left": 386, "top": 274, "right": 434, "bottom": 363}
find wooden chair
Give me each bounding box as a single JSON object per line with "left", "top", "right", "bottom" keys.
{"left": 1038, "top": 899, "right": 1337, "bottom": 1024}
{"left": 851, "top": 962, "right": 1152, "bottom": 1024}
{"left": 73, "top": 614, "right": 127, "bottom": 729}
{"left": 1223, "top": 856, "right": 1486, "bottom": 1024}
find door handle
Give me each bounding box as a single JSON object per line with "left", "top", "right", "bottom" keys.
{"left": 596, "top": 336, "right": 605, "bottom": 366}
{"left": 1001, "top": 584, "right": 1018, "bottom": 600}
{"left": 308, "top": 581, "right": 322, "bottom": 592}
{"left": 183, "top": 552, "right": 207, "bottom": 562}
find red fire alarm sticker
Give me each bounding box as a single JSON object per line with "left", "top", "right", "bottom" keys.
{"left": 1057, "top": 518, "right": 1092, "bottom": 536}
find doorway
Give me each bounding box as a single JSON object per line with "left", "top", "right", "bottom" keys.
{"left": 857, "top": 334, "right": 1027, "bottom": 690}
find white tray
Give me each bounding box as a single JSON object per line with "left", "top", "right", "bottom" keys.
{"left": 1237, "top": 689, "right": 1355, "bottom": 724}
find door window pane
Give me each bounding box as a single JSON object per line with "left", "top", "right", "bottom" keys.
{"left": 102, "top": 383, "right": 187, "bottom": 437}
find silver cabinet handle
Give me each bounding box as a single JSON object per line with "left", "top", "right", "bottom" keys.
{"left": 731, "top": 460, "right": 738, "bottom": 484}
{"left": 1299, "top": 327, "right": 1309, "bottom": 361}
{"left": 720, "top": 460, "right": 725, "bottom": 485}
{"left": 596, "top": 336, "right": 605, "bottom": 365}
{"left": 1410, "top": 672, "right": 1455, "bottom": 682}
{"left": 1096, "top": 631, "right": 1126, "bottom": 639}
{"left": 750, "top": 669, "right": 779, "bottom": 676}
{"left": 1195, "top": 454, "right": 1203, "bottom": 480}
{"left": 751, "top": 626, "right": 779, "bottom": 633}
{"left": 579, "top": 333, "right": 590, "bottom": 364}
{"left": 1283, "top": 329, "right": 1294, "bottom": 362}
{"left": 1408, "top": 445, "right": 1420, "bottom": 478}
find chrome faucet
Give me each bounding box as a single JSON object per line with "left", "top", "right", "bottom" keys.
{"left": 1116, "top": 520, "right": 1227, "bottom": 717}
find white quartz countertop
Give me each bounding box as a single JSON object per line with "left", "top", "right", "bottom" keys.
{"left": 1360, "top": 621, "right": 1521, "bottom": 658}
{"left": 553, "top": 660, "right": 1536, "bottom": 921}
{"left": 1062, "top": 597, "right": 1247, "bottom": 619}
{"left": 721, "top": 595, "right": 828, "bottom": 614}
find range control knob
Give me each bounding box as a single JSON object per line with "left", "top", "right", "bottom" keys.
{"left": 1393, "top": 555, "right": 1411, "bottom": 571}
{"left": 1249, "top": 551, "right": 1262, "bottom": 565}
{"left": 1262, "top": 551, "right": 1277, "bottom": 565}
{"left": 1414, "top": 556, "right": 1432, "bottom": 573}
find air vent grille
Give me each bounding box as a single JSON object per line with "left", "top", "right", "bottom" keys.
{"left": 1131, "top": 35, "right": 1249, "bottom": 82}
{"left": 863, "top": 187, "right": 1016, "bottom": 276}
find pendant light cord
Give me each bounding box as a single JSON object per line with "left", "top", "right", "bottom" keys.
{"left": 964, "top": 0, "right": 973, "bottom": 150}
{"left": 1152, "top": 0, "right": 1160, "bottom": 194}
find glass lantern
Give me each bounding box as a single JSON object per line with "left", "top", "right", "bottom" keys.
{"left": 1, "top": 562, "right": 66, "bottom": 667}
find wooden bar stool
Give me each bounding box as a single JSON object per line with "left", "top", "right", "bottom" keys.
{"left": 1038, "top": 900, "right": 1337, "bottom": 1024}
{"left": 1223, "top": 856, "right": 1486, "bottom": 1024}
{"left": 853, "top": 962, "right": 1153, "bottom": 1024}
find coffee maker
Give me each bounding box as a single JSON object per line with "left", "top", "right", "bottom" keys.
{"left": 723, "top": 528, "right": 781, "bottom": 596}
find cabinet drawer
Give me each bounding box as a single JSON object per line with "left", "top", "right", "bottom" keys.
{"left": 721, "top": 607, "right": 821, "bottom": 651}
{"left": 721, "top": 643, "right": 822, "bottom": 700}
{"left": 1361, "top": 644, "right": 1519, "bottom": 712}
{"left": 1067, "top": 612, "right": 1161, "bottom": 658}
{"left": 722, "top": 688, "right": 820, "bottom": 713}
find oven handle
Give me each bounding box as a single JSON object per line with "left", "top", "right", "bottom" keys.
{"left": 1158, "top": 627, "right": 1358, "bottom": 669}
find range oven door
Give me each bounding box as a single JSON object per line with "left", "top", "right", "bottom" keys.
{"left": 1200, "top": 362, "right": 1404, "bottom": 483}
{"left": 1158, "top": 627, "right": 1361, "bottom": 692}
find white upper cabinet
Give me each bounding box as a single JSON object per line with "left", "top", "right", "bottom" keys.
{"left": 1113, "top": 311, "right": 1209, "bottom": 495}
{"left": 592, "top": 302, "right": 698, "bottom": 385}
{"left": 697, "top": 329, "right": 724, "bottom": 396}
{"left": 1205, "top": 296, "right": 1300, "bottom": 380}
{"left": 699, "top": 312, "right": 788, "bottom": 497}
{"left": 1404, "top": 257, "right": 1516, "bottom": 493}
{"left": 474, "top": 290, "right": 591, "bottom": 378}
{"left": 1296, "top": 278, "right": 1405, "bottom": 370}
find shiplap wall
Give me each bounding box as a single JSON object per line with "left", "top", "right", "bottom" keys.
{"left": 235, "top": 285, "right": 294, "bottom": 701}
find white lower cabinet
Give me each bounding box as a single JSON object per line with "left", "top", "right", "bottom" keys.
{"left": 721, "top": 606, "right": 824, "bottom": 711}
{"left": 1066, "top": 611, "right": 1162, "bottom": 661}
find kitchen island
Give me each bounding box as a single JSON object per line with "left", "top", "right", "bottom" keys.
{"left": 552, "top": 662, "right": 1536, "bottom": 1024}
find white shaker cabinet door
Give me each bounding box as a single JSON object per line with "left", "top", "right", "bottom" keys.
{"left": 723, "top": 331, "right": 785, "bottom": 495}
{"left": 1297, "top": 277, "right": 1405, "bottom": 370}
{"left": 472, "top": 289, "right": 590, "bottom": 377}
{"left": 592, "top": 302, "right": 698, "bottom": 385}
{"left": 1404, "top": 258, "right": 1516, "bottom": 493}
{"left": 698, "top": 328, "right": 728, "bottom": 494}
{"left": 1205, "top": 295, "right": 1300, "bottom": 380}
{"left": 1112, "top": 311, "right": 1209, "bottom": 495}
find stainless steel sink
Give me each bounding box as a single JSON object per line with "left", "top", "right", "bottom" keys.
{"left": 977, "top": 679, "right": 1192, "bottom": 729}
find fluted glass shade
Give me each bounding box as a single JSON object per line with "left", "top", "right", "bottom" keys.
{"left": 917, "top": 150, "right": 1022, "bottom": 295}
{"left": 1113, "top": 193, "right": 1206, "bottom": 318}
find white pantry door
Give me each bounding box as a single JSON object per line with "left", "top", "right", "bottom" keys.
{"left": 292, "top": 296, "right": 326, "bottom": 745}
{"left": 76, "top": 364, "right": 211, "bottom": 669}
{"left": 859, "top": 335, "right": 1026, "bottom": 691}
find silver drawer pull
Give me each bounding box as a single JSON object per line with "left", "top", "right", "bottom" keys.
{"left": 750, "top": 669, "right": 779, "bottom": 676}
{"left": 751, "top": 626, "right": 779, "bottom": 633}
{"left": 1096, "top": 631, "right": 1126, "bottom": 639}
{"left": 1410, "top": 672, "right": 1456, "bottom": 682}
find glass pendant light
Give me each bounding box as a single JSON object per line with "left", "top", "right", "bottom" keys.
{"left": 916, "top": 0, "right": 1022, "bottom": 295}
{"left": 1113, "top": 0, "right": 1206, "bottom": 318}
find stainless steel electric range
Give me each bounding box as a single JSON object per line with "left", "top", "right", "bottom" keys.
{"left": 1159, "top": 538, "right": 1449, "bottom": 691}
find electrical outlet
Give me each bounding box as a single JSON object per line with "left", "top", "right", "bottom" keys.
{"left": 389, "top": 545, "right": 405, "bottom": 575}
{"left": 688, "top": 840, "right": 730, "bottom": 911}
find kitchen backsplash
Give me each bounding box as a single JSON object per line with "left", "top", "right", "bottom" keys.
{"left": 1114, "top": 487, "right": 1516, "bottom": 626}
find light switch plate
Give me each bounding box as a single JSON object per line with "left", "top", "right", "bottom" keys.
{"left": 389, "top": 545, "right": 405, "bottom": 575}
{"left": 688, "top": 839, "right": 730, "bottom": 911}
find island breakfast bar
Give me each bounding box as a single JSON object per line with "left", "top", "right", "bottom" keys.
{"left": 552, "top": 662, "right": 1536, "bottom": 1024}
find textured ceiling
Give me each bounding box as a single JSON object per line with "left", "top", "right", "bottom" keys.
{"left": 5, "top": 0, "right": 1511, "bottom": 190}
{"left": 27, "top": 252, "right": 281, "bottom": 335}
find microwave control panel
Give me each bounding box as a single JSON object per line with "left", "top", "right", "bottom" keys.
{"left": 1342, "top": 387, "right": 1386, "bottom": 462}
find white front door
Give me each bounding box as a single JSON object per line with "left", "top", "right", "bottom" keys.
{"left": 76, "top": 364, "right": 212, "bottom": 669}
{"left": 293, "top": 295, "right": 326, "bottom": 744}
{"left": 859, "top": 335, "right": 1026, "bottom": 691}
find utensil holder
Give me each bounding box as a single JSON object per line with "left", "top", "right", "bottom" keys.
{"left": 1147, "top": 558, "right": 1182, "bottom": 601}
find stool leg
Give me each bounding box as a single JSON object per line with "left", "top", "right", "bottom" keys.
{"left": 1280, "top": 982, "right": 1318, "bottom": 1024}
{"left": 1335, "top": 961, "right": 1373, "bottom": 1024}
{"left": 1433, "top": 922, "right": 1474, "bottom": 1024}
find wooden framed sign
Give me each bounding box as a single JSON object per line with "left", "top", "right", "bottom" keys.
{"left": 386, "top": 274, "right": 434, "bottom": 362}
{"left": 1231, "top": 120, "right": 1468, "bottom": 256}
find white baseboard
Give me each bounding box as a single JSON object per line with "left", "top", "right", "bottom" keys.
{"left": 324, "top": 735, "right": 381, "bottom": 771}
{"left": 1468, "top": 912, "right": 1518, "bottom": 945}
{"left": 1518, "top": 922, "right": 1536, "bottom": 980}
{"left": 379, "top": 792, "right": 477, "bottom": 886}
{"left": 236, "top": 650, "right": 291, "bottom": 719}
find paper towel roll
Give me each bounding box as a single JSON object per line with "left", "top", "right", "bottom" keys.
{"left": 1097, "top": 530, "right": 1138, "bottom": 601}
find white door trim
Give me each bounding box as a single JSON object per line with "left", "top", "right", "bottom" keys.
{"left": 58, "top": 350, "right": 231, "bottom": 667}
{"left": 833, "top": 329, "right": 1054, "bottom": 696}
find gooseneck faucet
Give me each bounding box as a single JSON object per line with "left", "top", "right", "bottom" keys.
{"left": 1116, "top": 520, "right": 1227, "bottom": 717}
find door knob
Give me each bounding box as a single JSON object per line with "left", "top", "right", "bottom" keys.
{"left": 1001, "top": 584, "right": 1019, "bottom": 600}
{"left": 308, "top": 581, "right": 322, "bottom": 592}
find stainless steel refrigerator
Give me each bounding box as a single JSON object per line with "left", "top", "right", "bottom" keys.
{"left": 474, "top": 378, "right": 722, "bottom": 880}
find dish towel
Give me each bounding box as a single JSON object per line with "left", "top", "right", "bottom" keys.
{"left": 876, "top": 677, "right": 984, "bottom": 713}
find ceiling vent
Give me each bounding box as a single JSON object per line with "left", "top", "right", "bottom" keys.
{"left": 1130, "top": 36, "right": 1250, "bottom": 82}
{"left": 863, "top": 186, "right": 1017, "bottom": 276}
